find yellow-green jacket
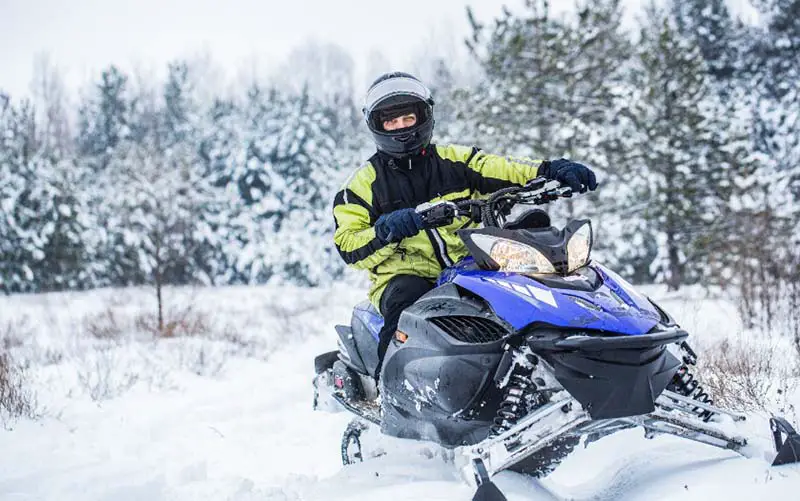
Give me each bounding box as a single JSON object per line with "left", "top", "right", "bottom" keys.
{"left": 333, "top": 144, "right": 543, "bottom": 309}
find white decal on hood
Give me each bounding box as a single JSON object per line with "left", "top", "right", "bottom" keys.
{"left": 483, "top": 277, "right": 558, "bottom": 308}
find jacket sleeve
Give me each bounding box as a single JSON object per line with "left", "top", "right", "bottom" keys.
{"left": 332, "top": 163, "right": 396, "bottom": 271}
{"left": 436, "top": 144, "right": 543, "bottom": 195}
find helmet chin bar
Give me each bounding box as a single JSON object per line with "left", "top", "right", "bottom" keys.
{"left": 371, "top": 116, "right": 435, "bottom": 158}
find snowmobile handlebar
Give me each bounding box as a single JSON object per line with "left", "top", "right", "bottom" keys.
{"left": 416, "top": 177, "right": 574, "bottom": 229}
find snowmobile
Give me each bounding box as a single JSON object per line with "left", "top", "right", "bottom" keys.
{"left": 313, "top": 178, "right": 800, "bottom": 501}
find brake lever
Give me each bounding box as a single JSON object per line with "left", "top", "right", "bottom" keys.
{"left": 557, "top": 186, "right": 573, "bottom": 198}
{"left": 416, "top": 201, "right": 457, "bottom": 228}
{"left": 520, "top": 183, "right": 574, "bottom": 205}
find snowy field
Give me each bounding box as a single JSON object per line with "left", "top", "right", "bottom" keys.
{"left": 1, "top": 282, "right": 799, "bottom": 501}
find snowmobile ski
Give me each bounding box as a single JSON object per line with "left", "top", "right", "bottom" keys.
{"left": 770, "top": 416, "right": 800, "bottom": 466}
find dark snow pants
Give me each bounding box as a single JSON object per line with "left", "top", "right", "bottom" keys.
{"left": 376, "top": 274, "right": 435, "bottom": 376}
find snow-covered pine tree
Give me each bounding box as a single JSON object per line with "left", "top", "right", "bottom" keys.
{"left": 670, "top": 0, "right": 744, "bottom": 82}
{"left": 619, "top": 6, "right": 755, "bottom": 290}
{"left": 77, "top": 66, "right": 135, "bottom": 168}
{"left": 112, "top": 132, "right": 212, "bottom": 329}
{"left": 196, "top": 97, "right": 248, "bottom": 284}
{"left": 731, "top": 0, "right": 800, "bottom": 335}
{"left": 245, "top": 86, "right": 344, "bottom": 285}
{"left": 747, "top": 0, "right": 799, "bottom": 214}
{"left": 157, "top": 60, "right": 224, "bottom": 287}
{"left": 209, "top": 84, "right": 344, "bottom": 285}
{"left": 0, "top": 94, "right": 30, "bottom": 293}
{"left": 76, "top": 65, "right": 143, "bottom": 286}
{"left": 465, "top": 0, "right": 640, "bottom": 278}
{"left": 465, "top": 0, "right": 571, "bottom": 155}
{"left": 0, "top": 96, "right": 87, "bottom": 293}
{"left": 96, "top": 59, "right": 227, "bottom": 324}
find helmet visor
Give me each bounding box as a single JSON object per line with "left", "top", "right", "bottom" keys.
{"left": 368, "top": 102, "right": 431, "bottom": 131}
{"left": 363, "top": 76, "right": 432, "bottom": 118}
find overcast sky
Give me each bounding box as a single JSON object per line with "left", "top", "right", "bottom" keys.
{"left": 0, "top": 0, "right": 514, "bottom": 99}
{"left": 1, "top": 0, "right": 757, "bottom": 101}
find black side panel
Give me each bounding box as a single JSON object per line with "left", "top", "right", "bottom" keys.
{"left": 380, "top": 283, "right": 506, "bottom": 447}
{"left": 335, "top": 325, "right": 368, "bottom": 375}
{"left": 350, "top": 315, "right": 380, "bottom": 377}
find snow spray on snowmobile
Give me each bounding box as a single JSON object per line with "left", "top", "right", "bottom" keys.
{"left": 313, "top": 177, "right": 800, "bottom": 501}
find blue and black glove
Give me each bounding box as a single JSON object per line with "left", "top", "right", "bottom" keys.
{"left": 375, "top": 208, "right": 424, "bottom": 244}
{"left": 539, "top": 158, "right": 598, "bottom": 193}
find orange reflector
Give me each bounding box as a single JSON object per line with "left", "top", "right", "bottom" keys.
{"left": 395, "top": 330, "right": 408, "bottom": 343}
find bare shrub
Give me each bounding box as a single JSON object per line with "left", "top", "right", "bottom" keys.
{"left": 1, "top": 315, "right": 34, "bottom": 350}
{"left": 135, "top": 300, "right": 212, "bottom": 338}
{"left": 0, "top": 351, "right": 37, "bottom": 425}
{"left": 75, "top": 348, "right": 140, "bottom": 401}
{"left": 730, "top": 209, "right": 800, "bottom": 365}
{"left": 83, "top": 307, "right": 126, "bottom": 340}
{"left": 176, "top": 342, "right": 227, "bottom": 377}
{"left": 696, "top": 336, "right": 797, "bottom": 413}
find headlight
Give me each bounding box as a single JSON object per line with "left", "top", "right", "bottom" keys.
{"left": 472, "top": 234, "right": 556, "bottom": 274}
{"left": 567, "top": 223, "right": 592, "bottom": 272}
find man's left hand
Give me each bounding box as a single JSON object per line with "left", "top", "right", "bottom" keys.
{"left": 540, "top": 159, "right": 598, "bottom": 193}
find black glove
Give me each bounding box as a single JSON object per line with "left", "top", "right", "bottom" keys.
{"left": 539, "top": 158, "right": 598, "bottom": 193}
{"left": 375, "top": 208, "right": 424, "bottom": 243}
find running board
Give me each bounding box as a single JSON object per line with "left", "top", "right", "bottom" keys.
{"left": 460, "top": 393, "right": 588, "bottom": 477}
{"left": 624, "top": 407, "right": 748, "bottom": 452}
{"left": 658, "top": 390, "right": 747, "bottom": 422}
{"left": 460, "top": 393, "right": 588, "bottom": 501}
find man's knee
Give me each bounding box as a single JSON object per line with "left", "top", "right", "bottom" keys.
{"left": 380, "top": 275, "right": 435, "bottom": 315}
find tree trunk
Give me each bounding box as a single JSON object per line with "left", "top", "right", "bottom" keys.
{"left": 666, "top": 230, "right": 682, "bottom": 291}
{"left": 156, "top": 270, "right": 163, "bottom": 334}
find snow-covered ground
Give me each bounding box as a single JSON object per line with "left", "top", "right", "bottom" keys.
{"left": 1, "top": 283, "right": 799, "bottom": 501}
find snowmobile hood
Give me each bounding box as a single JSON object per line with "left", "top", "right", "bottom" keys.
{"left": 451, "top": 263, "right": 661, "bottom": 334}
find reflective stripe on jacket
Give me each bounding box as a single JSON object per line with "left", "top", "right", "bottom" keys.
{"left": 332, "top": 143, "right": 543, "bottom": 309}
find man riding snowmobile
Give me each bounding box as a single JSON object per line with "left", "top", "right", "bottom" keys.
{"left": 332, "top": 71, "right": 598, "bottom": 386}
{"left": 317, "top": 72, "right": 800, "bottom": 501}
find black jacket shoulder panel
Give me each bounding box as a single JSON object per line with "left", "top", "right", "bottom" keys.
{"left": 368, "top": 146, "right": 474, "bottom": 214}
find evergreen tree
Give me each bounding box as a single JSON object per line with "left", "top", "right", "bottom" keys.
{"left": 77, "top": 66, "right": 135, "bottom": 166}
{"left": 74, "top": 66, "right": 142, "bottom": 286}
{"left": 464, "top": 0, "right": 641, "bottom": 278}
{"left": 670, "top": 0, "right": 743, "bottom": 81}
{"left": 0, "top": 95, "right": 30, "bottom": 293}
{"left": 748, "top": 0, "right": 800, "bottom": 198}
{"left": 729, "top": 0, "right": 800, "bottom": 331}
{"left": 620, "top": 7, "right": 754, "bottom": 290}
{"left": 196, "top": 97, "right": 247, "bottom": 283}
{"left": 243, "top": 86, "right": 344, "bottom": 285}
{"left": 206, "top": 85, "right": 344, "bottom": 285}
{"left": 0, "top": 97, "right": 87, "bottom": 293}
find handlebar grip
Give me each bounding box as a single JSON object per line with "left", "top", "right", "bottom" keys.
{"left": 416, "top": 202, "right": 456, "bottom": 228}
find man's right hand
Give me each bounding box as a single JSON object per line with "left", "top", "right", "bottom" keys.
{"left": 375, "top": 208, "right": 424, "bottom": 243}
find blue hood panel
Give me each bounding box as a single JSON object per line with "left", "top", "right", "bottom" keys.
{"left": 451, "top": 263, "right": 660, "bottom": 335}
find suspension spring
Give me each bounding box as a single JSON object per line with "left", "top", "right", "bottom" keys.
{"left": 670, "top": 365, "right": 715, "bottom": 422}
{"left": 490, "top": 372, "right": 536, "bottom": 437}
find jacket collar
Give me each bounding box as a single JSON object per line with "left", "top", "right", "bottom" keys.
{"left": 375, "top": 147, "right": 431, "bottom": 172}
